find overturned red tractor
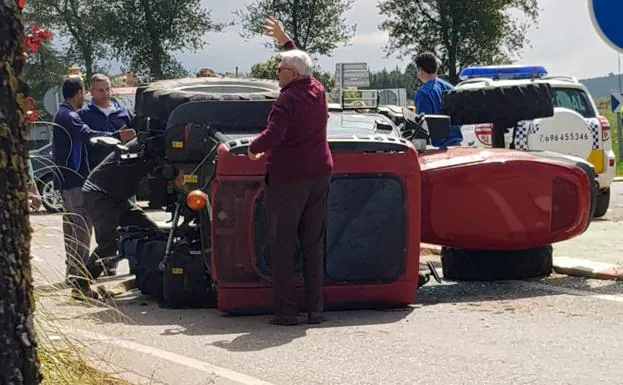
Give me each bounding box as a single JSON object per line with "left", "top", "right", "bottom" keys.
{"left": 113, "top": 76, "right": 593, "bottom": 315}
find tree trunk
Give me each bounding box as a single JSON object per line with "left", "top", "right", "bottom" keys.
{"left": 149, "top": 44, "right": 164, "bottom": 80}
{"left": 84, "top": 52, "right": 94, "bottom": 85}
{"left": 0, "top": 2, "right": 42, "bottom": 385}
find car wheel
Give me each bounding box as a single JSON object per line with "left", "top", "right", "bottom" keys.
{"left": 38, "top": 174, "right": 63, "bottom": 213}
{"left": 593, "top": 188, "right": 610, "bottom": 218}
{"left": 440, "top": 245, "right": 553, "bottom": 281}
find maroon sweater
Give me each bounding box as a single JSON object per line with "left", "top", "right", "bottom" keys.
{"left": 249, "top": 43, "right": 333, "bottom": 180}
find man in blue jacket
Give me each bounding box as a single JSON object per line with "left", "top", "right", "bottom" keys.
{"left": 79, "top": 74, "right": 135, "bottom": 276}
{"left": 53, "top": 77, "right": 116, "bottom": 300}
{"left": 413, "top": 52, "right": 462, "bottom": 148}
{"left": 79, "top": 73, "right": 135, "bottom": 169}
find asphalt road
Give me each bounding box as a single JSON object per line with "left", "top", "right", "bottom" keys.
{"left": 29, "top": 182, "right": 623, "bottom": 385}
{"left": 553, "top": 180, "right": 623, "bottom": 265}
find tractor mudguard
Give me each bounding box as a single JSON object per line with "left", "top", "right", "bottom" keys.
{"left": 419, "top": 147, "right": 591, "bottom": 250}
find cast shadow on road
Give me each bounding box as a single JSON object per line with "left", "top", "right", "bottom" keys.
{"left": 69, "top": 273, "right": 623, "bottom": 352}
{"left": 415, "top": 275, "right": 623, "bottom": 306}
{"left": 75, "top": 291, "right": 416, "bottom": 352}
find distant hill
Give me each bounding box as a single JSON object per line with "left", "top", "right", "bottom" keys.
{"left": 579, "top": 73, "right": 623, "bottom": 99}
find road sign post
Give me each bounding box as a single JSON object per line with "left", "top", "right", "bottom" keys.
{"left": 618, "top": 113, "right": 623, "bottom": 162}
{"left": 589, "top": 0, "right": 623, "bottom": 54}
{"left": 335, "top": 62, "right": 371, "bottom": 106}
{"left": 592, "top": 1, "right": 623, "bottom": 161}
{"left": 611, "top": 91, "right": 623, "bottom": 160}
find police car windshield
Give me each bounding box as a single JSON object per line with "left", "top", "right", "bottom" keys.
{"left": 327, "top": 112, "right": 395, "bottom": 135}
{"left": 553, "top": 88, "right": 596, "bottom": 118}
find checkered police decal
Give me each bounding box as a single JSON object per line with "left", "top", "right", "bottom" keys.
{"left": 513, "top": 118, "right": 601, "bottom": 150}
{"left": 513, "top": 121, "right": 534, "bottom": 151}
{"left": 589, "top": 120, "right": 600, "bottom": 150}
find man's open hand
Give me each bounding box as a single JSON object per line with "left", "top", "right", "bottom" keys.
{"left": 264, "top": 16, "right": 290, "bottom": 46}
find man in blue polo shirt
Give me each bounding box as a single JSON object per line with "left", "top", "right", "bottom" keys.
{"left": 414, "top": 52, "right": 462, "bottom": 148}
{"left": 53, "top": 77, "right": 115, "bottom": 300}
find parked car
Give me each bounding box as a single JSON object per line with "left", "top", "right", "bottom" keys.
{"left": 29, "top": 134, "right": 150, "bottom": 214}
{"left": 456, "top": 65, "right": 615, "bottom": 217}
{"left": 29, "top": 142, "right": 63, "bottom": 213}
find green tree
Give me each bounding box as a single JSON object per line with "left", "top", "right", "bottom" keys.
{"left": 104, "top": 0, "right": 224, "bottom": 80}
{"left": 23, "top": 0, "right": 111, "bottom": 82}
{"left": 369, "top": 63, "right": 420, "bottom": 101}
{"left": 250, "top": 57, "right": 336, "bottom": 93}
{"left": 378, "top": 0, "right": 539, "bottom": 83}
{"left": 250, "top": 58, "right": 279, "bottom": 80}
{"left": 0, "top": 1, "right": 42, "bottom": 383}
{"left": 236, "top": 0, "right": 357, "bottom": 56}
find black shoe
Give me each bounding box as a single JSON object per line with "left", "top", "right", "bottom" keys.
{"left": 269, "top": 316, "right": 299, "bottom": 326}
{"left": 308, "top": 312, "right": 325, "bottom": 325}
{"left": 102, "top": 265, "right": 118, "bottom": 277}
{"left": 65, "top": 276, "right": 94, "bottom": 288}
{"left": 71, "top": 287, "right": 100, "bottom": 301}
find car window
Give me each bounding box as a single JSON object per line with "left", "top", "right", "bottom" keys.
{"left": 552, "top": 88, "right": 596, "bottom": 118}
{"left": 328, "top": 113, "right": 394, "bottom": 134}
{"left": 27, "top": 122, "right": 53, "bottom": 151}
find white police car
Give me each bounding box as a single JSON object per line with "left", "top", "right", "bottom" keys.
{"left": 456, "top": 65, "right": 616, "bottom": 217}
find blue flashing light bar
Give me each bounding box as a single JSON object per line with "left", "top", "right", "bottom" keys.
{"left": 459, "top": 65, "right": 548, "bottom": 81}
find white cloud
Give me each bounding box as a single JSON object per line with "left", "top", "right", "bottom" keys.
{"left": 351, "top": 31, "right": 390, "bottom": 45}
{"left": 72, "top": 0, "right": 623, "bottom": 79}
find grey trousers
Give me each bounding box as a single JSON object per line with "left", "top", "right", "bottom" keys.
{"left": 61, "top": 187, "right": 94, "bottom": 286}
{"left": 84, "top": 191, "right": 158, "bottom": 280}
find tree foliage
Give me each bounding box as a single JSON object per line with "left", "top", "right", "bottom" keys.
{"left": 103, "top": 0, "right": 224, "bottom": 80}
{"left": 236, "top": 0, "right": 357, "bottom": 56}
{"left": 23, "top": 0, "right": 111, "bottom": 82}
{"left": 23, "top": 40, "right": 70, "bottom": 119}
{"left": 378, "top": 0, "right": 539, "bottom": 83}
{"left": 0, "top": 1, "right": 42, "bottom": 383}
{"left": 250, "top": 57, "right": 335, "bottom": 93}
{"left": 369, "top": 64, "right": 420, "bottom": 100}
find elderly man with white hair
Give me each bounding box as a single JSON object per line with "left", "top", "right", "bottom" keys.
{"left": 248, "top": 17, "right": 333, "bottom": 326}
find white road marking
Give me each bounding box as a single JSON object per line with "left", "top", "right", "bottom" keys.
{"left": 521, "top": 281, "right": 623, "bottom": 303}
{"left": 67, "top": 328, "right": 278, "bottom": 385}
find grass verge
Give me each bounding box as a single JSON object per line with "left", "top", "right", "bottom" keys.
{"left": 39, "top": 345, "right": 133, "bottom": 385}
{"left": 32, "top": 263, "right": 144, "bottom": 384}
{"left": 595, "top": 98, "right": 623, "bottom": 176}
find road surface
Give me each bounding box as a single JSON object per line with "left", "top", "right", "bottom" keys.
{"left": 29, "top": 182, "right": 623, "bottom": 385}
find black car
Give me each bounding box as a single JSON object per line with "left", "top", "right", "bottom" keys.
{"left": 29, "top": 141, "right": 152, "bottom": 214}
{"left": 29, "top": 142, "right": 63, "bottom": 213}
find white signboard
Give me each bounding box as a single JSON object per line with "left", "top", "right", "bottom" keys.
{"left": 336, "top": 62, "right": 370, "bottom": 88}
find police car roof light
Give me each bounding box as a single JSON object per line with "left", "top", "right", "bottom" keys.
{"left": 459, "top": 65, "right": 548, "bottom": 81}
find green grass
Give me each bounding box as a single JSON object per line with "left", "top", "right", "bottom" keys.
{"left": 39, "top": 346, "right": 133, "bottom": 385}
{"left": 595, "top": 98, "right": 623, "bottom": 176}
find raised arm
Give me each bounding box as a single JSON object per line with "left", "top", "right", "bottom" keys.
{"left": 264, "top": 17, "right": 297, "bottom": 51}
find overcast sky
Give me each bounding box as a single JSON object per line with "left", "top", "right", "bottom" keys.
{"left": 128, "top": 0, "right": 623, "bottom": 79}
